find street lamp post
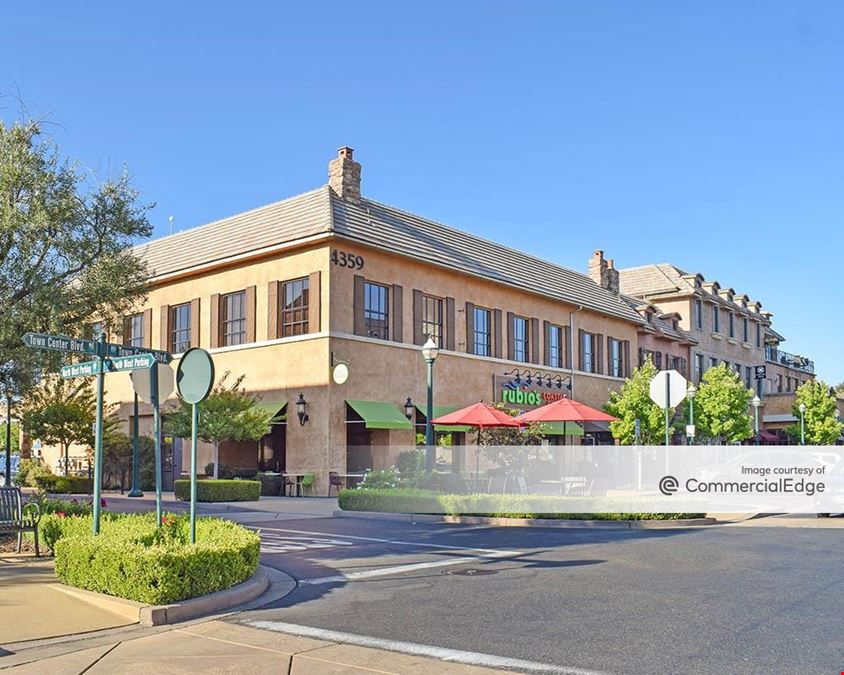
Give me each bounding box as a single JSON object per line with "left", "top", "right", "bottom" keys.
{"left": 799, "top": 402, "right": 806, "bottom": 445}
{"left": 421, "top": 338, "right": 439, "bottom": 474}
{"left": 687, "top": 384, "right": 697, "bottom": 445}
{"left": 752, "top": 394, "right": 761, "bottom": 446}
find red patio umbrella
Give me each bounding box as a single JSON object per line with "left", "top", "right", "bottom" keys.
{"left": 515, "top": 397, "right": 617, "bottom": 425}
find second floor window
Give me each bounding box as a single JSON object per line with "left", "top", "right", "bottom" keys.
{"left": 695, "top": 354, "right": 704, "bottom": 382}
{"left": 756, "top": 322, "right": 762, "bottom": 348}
{"left": 743, "top": 317, "right": 749, "bottom": 342}
{"left": 124, "top": 313, "right": 143, "bottom": 348}
{"left": 694, "top": 299, "right": 703, "bottom": 330}
{"left": 171, "top": 303, "right": 191, "bottom": 353}
{"left": 729, "top": 313, "right": 735, "bottom": 337}
{"left": 364, "top": 282, "right": 389, "bottom": 340}
{"left": 222, "top": 291, "right": 246, "bottom": 346}
{"left": 421, "top": 295, "right": 443, "bottom": 345}
{"left": 609, "top": 338, "right": 624, "bottom": 378}
{"left": 512, "top": 316, "right": 529, "bottom": 362}
{"left": 281, "top": 277, "right": 310, "bottom": 337}
{"left": 548, "top": 324, "right": 564, "bottom": 368}
{"left": 712, "top": 306, "right": 720, "bottom": 333}
{"left": 746, "top": 366, "right": 752, "bottom": 388}
{"left": 473, "top": 307, "right": 491, "bottom": 357}
{"left": 709, "top": 357, "right": 718, "bottom": 370}
{"left": 581, "top": 332, "right": 595, "bottom": 373}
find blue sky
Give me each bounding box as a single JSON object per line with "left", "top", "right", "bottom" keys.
{"left": 3, "top": 2, "right": 842, "bottom": 381}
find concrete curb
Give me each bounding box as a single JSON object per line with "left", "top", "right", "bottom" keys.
{"left": 333, "top": 510, "right": 717, "bottom": 529}
{"left": 50, "top": 565, "right": 270, "bottom": 626}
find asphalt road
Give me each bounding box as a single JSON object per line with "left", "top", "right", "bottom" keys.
{"left": 231, "top": 515, "right": 844, "bottom": 675}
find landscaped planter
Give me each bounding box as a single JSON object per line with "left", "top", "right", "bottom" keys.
{"left": 174, "top": 479, "right": 261, "bottom": 502}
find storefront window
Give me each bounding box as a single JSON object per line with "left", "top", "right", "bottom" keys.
{"left": 281, "top": 277, "right": 310, "bottom": 337}
{"left": 222, "top": 291, "right": 246, "bottom": 346}
{"left": 512, "top": 316, "right": 529, "bottom": 362}
{"left": 473, "top": 307, "right": 491, "bottom": 356}
{"left": 170, "top": 303, "right": 191, "bottom": 353}
{"left": 364, "top": 282, "right": 389, "bottom": 339}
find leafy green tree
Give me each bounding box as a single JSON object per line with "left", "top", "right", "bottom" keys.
{"left": 20, "top": 378, "right": 102, "bottom": 475}
{"left": 165, "top": 373, "right": 274, "bottom": 478}
{"left": 605, "top": 357, "right": 669, "bottom": 445}
{"left": 786, "top": 380, "right": 842, "bottom": 445}
{"left": 691, "top": 364, "right": 753, "bottom": 444}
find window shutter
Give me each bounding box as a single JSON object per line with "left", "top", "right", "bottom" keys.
{"left": 122, "top": 316, "right": 131, "bottom": 346}
{"left": 210, "top": 294, "right": 221, "bottom": 349}
{"left": 564, "top": 325, "right": 571, "bottom": 369}
{"left": 506, "top": 312, "right": 515, "bottom": 361}
{"left": 493, "top": 309, "right": 503, "bottom": 358}
{"left": 465, "top": 302, "right": 475, "bottom": 354}
{"left": 143, "top": 309, "right": 152, "bottom": 349}
{"left": 353, "top": 275, "right": 366, "bottom": 336}
{"left": 267, "top": 281, "right": 279, "bottom": 340}
{"left": 391, "top": 284, "right": 403, "bottom": 342}
{"left": 245, "top": 286, "right": 256, "bottom": 343}
{"left": 638, "top": 347, "right": 645, "bottom": 367}
{"left": 623, "top": 340, "right": 631, "bottom": 377}
{"left": 596, "top": 333, "right": 604, "bottom": 373}
{"left": 190, "top": 298, "right": 201, "bottom": 348}
{"left": 530, "top": 317, "right": 540, "bottom": 364}
{"left": 446, "top": 297, "right": 456, "bottom": 351}
{"left": 543, "top": 321, "right": 551, "bottom": 366}
{"left": 160, "top": 305, "right": 170, "bottom": 351}
{"left": 578, "top": 329, "right": 585, "bottom": 370}
{"left": 412, "top": 290, "right": 424, "bottom": 345}
{"left": 308, "top": 271, "right": 321, "bottom": 332}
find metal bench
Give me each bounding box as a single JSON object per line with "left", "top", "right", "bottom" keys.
{"left": 0, "top": 487, "right": 41, "bottom": 556}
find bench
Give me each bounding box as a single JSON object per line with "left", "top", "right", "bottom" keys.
{"left": 0, "top": 487, "right": 41, "bottom": 556}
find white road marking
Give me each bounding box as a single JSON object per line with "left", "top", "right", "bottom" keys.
{"left": 259, "top": 532, "right": 355, "bottom": 554}
{"left": 243, "top": 620, "right": 613, "bottom": 675}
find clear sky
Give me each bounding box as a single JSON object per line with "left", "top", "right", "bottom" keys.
{"left": 3, "top": 2, "right": 842, "bottom": 382}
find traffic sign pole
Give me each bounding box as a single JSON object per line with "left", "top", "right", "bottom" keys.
{"left": 190, "top": 402, "right": 199, "bottom": 544}
{"left": 128, "top": 393, "right": 143, "bottom": 498}
{"left": 664, "top": 371, "right": 670, "bottom": 447}
{"left": 92, "top": 333, "right": 106, "bottom": 535}
{"left": 151, "top": 363, "right": 162, "bottom": 527}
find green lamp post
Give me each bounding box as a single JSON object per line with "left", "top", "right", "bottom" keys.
{"left": 421, "top": 337, "right": 439, "bottom": 474}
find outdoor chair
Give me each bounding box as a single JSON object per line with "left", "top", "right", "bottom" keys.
{"left": 328, "top": 471, "right": 344, "bottom": 496}
{"left": 300, "top": 472, "right": 316, "bottom": 497}
{"left": 0, "top": 487, "right": 41, "bottom": 557}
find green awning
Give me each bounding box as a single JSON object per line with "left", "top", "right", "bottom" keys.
{"left": 347, "top": 400, "right": 413, "bottom": 430}
{"left": 414, "top": 404, "right": 473, "bottom": 433}
{"left": 255, "top": 401, "right": 287, "bottom": 423}
{"left": 541, "top": 421, "right": 585, "bottom": 437}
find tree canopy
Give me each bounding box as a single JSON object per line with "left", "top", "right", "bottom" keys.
{"left": 605, "top": 357, "right": 670, "bottom": 445}
{"left": 689, "top": 364, "right": 753, "bottom": 444}
{"left": 787, "top": 380, "right": 842, "bottom": 445}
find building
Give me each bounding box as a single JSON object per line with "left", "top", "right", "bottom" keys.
{"left": 44, "top": 147, "right": 647, "bottom": 491}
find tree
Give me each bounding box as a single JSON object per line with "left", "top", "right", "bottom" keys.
{"left": 787, "top": 380, "right": 842, "bottom": 445}
{"left": 605, "top": 357, "right": 670, "bottom": 445}
{"left": 20, "top": 377, "right": 102, "bottom": 475}
{"left": 690, "top": 364, "right": 753, "bottom": 444}
{"left": 165, "top": 372, "right": 274, "bottom": 478}
{"left": 477, "top": 404, "right": 550, "bottom": 469}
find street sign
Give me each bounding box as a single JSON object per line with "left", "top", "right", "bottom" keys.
{"left": 176, "top": 348, "right": 215, "bottom": 404}
{"left": 130, "top": 363, "right": 176, "bottom": 404}
{"left": 106, "top": 343, "right": 173, "bottom": 364}
{"left": 754, "top": 365, "right": 767, "bottom": 380}
{"left": 109, "top": 353, "right": 155, "bottom": 372}
{"left": 60, "top": 360, "right": 112, "bottom": 379}
{"left": 649, "top": 369, "right": 688, "bottom": 409}
{"left": 23, "top": 332, "right": 97, "bottom": 355}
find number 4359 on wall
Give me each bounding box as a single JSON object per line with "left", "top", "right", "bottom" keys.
{"left": 331, "top": 250, "right": 365, "bottom": 269}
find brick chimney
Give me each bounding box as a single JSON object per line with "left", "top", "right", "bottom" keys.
{"left": 328, "top": 146, "right": 361, "bottom": 204}
{"left": 588, "top": 250, "right": 620, "bottom": 295}
{"left": 607, "top": 258, "right": 620, "bottom": 295}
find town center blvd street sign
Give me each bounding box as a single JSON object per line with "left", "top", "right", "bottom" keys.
{"left": 106, "top": 343, "right": 173, "bottom": 364}
{"left": 22, "top": 332, "right": 96, "bottom": 355}
{"left": 649, "top": 369, "right": 687, "bottom": 409}
{"left": 109, "top": 353, "right": 156, "bottom": 372}
{"left": 61, "top": 360, "right": 111, "bottom": 379}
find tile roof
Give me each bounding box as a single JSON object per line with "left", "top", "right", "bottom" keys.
{"left": 137, "top": 187, "right": 643, "bottom": 323}
{"left": 617, "top": 263, "right": 695, "bottom": 297}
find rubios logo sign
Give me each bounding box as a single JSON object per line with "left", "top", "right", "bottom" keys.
{"left": 500, "top": 385, "right": 544, "bottom": 406}
{"left": 495, "top": 375, "right": 566, "bottom": 408}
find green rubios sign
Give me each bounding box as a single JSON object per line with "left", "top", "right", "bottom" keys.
{"left": 500, "top": 387, "right": 544, "bottom": 406}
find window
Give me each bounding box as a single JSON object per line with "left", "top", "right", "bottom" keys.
{"left": 222, "top": 291, "right": 246, "bottom": 346}
{"left": 364, "top": 282, "right": 389, "bottom": 340}
{"left": 709, "top": 357, "right": 718, "bottom": 370}
{"left": 653, "top": 351, "right": 663, "bottom": 369}
{"left": 548, "top": 324, "right": 564, "bottom": 368}
{"left": 472, "top": 307, "right": 491, "bottom": 356}
{"left": 746, "top": 366, "right": 753, "bottom": 388}
{"left": 729, "top": 313, "right": 735, "bottom": 338}
{"left": 281, "top": 277, "right": 310, "bottom": 337}
{"left": 581, "top": 332, "right": 595, "bottom": 373}
{"left": 756, "top": 322, "right": 762, "bottom": 348}
{"left": 777, "top": 374, "right": 783, "bottom": 393}
{"left": 786, "top": 376, "right": 792, "bottom": 392}
{"left": 694, "top": 299, "right": 703, "bottom": 330}
{"left": 512, "top": 316, "right": 529, "bottom": 362}
{"left": 743, "top": 317, "right": 749, "bottom": 342}
{"left": 695, "top": 354, "right": 705, "bottom": 382}
{"left": 712, "top": 306, "right": 720, "bottom": 333}
{"left": 421, "top": 295, "right": 443, "bottom": 345}
{"left": 609, "top": 338, "right": 624, "bottom": 378}
{"left": 124, "top": 314, "right": 144, "bottom": 348}
{"left": 170, "top": 303, "right": 191, "bottom": 353}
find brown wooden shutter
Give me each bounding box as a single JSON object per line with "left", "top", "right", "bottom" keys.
{"left": 596, "top": 333, "right": 604, "bottom": 374}
{"left": 308, "top": 271, "right": 321, "bottom": 332}
{"left": 506, "top": 312, "right": 515, "bottom": 360}
{"left": 143, "top": 309, "right": 152, "bottom": 349}
{"left": 578, "top": 329, "right": 585, "bottom": 370}
{"left": 353, "top": 275, "right": 366, "bottom": 336}
{"left": 493, "top": 309, "right": 502, "bottom": 358}
{"left": 245, "top": 286, "right": 256, "bottom": 343}
{"left": 445, "top": 297, "right": 456, "bottom": 351}
{"left": 160, "top": 305, "right": 170, "bottom": 351}
{"left": 267, "top": 281, "right": 279, "bottom": 340}
{"left": 530, "top": 318, "right": 540, "bottom": 364}
{"left": 543, "top": 321, "right": 551, "bottom": 365}
{"left": 564, "top": 325, "right": 571, "bottom": 369}
{"left": 210, "top": 294, "right": 221, "bottom": 349}
{"left": 391, "top": 284, "right": 403, "bottom": 342}
{"left": 465, "top": 302, "right": 475, "bottom": 354}
{"left": 122, "top": 316, "right": 131, "bottom": 346}
{"left": 607, "top": 336, "right": 612, "bottom": 375}
{"left": 412, "top": 290, "right": 424, "bottom": 345}
{"left": 623, "top": 341, "right": 631, "bottom": 377}
{"left": 190, "top": 298, "right": 201, "bottom": 348}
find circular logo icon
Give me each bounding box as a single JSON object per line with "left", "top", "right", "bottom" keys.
{"left": 332, "top": 362, "right": 349, "bottom": 385}
{"left": 659, "top": 475, "right": 679, "bottom": 496}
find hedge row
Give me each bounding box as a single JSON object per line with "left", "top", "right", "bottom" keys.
{"left": 338, "top": 488, "right": 705, "bottom": 520}
{"left": 174, "top": 479, "right": 261, "bottom": 502}
{"left": 53, "top": 513, "right": 260, "bottom": 604}
{"left": 33, "top": 475, "right": 93, "bottom": 494}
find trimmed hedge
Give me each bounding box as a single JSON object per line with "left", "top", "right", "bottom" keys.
{"left": 338, "top": 488, "right": 705, "bottom": 520}
{"left": 174, "top": 479, "right": 261, "bottom": 502}
{"left": 53, "top": 513, "right": 260, "bottom": 604}
{"left": 35, "top": 475, "right": 93, "bottom": 494}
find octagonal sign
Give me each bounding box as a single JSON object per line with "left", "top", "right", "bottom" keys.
{"left": 649, "top": 369, "right": 687, "bottom": 410}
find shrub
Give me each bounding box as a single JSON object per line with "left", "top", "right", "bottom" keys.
{"left": 15, "top": 458, "right": 53, "bottom": 488}
{"left": 356, "top": 468, "right": 400, "bottom": 490}
{"left": 174, "top": 479, "right": 260, "bottom": 502}
{"left": 338, "top": 488, "right": 705, "bottom": 520}
{"left": 53, "top": 513, "right": 260, "bottom": 604}
{"left": 395, "top": 450, "right": 426, "bottom": 488}
{"left": 35, "top": 475, "right": 93, "bottom": 494}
